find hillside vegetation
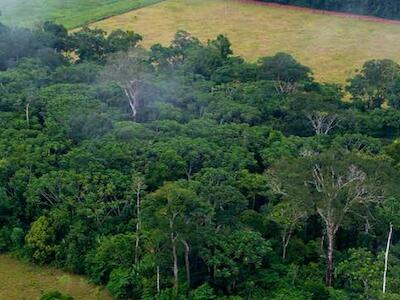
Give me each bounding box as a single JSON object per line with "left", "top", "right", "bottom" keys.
{"left": 2, "top": 20, "right": 400, "bottom": 299}
{"left": 0, "top": 0, "right": 162, "bottom": 29}
{"left": 93, "top": 0, "right": 400, "bottom": 83}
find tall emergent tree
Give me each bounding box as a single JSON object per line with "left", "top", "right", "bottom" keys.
{"left": 270, "top": 151, "right": 387, "bottom": 286}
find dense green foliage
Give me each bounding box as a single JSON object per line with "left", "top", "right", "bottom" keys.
{"left": 260, "top": 0, "right": 400, "bottom": 20}
{"left": 1, "top": 21, "right": 400, "bottom": 299}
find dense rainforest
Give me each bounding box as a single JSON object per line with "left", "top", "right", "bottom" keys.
{"left": 259, "top": 0, "right": 400, "bottom": 20}
{"left": 1, "top": 22, "right": 400, "bottom": 300}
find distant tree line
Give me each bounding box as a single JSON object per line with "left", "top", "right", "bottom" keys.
{"left": 259, "top": 0, "right": 400, "bottom": 20}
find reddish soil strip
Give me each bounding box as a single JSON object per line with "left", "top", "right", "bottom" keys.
{"left": 236, "top": 0, "right": 400, "bottom": 25}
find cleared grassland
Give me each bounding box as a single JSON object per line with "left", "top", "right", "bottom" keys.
{"left": 93, "top": 0, "right": 400, "bottom": 83}
{"left": 0, "top": 255, "right": 110, "bottom": 300}
{"left": 0, "top": 0, "right": 163, "bottom": 29}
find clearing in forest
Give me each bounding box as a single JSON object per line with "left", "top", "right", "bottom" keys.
{"left": 92, "top": 0, "right": 400, "bottom": 83}
{"left": 0, "top": 255, "right": 111, "bottom": 300}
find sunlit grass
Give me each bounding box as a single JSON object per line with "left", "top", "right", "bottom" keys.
{"left": 93, "top": 0, "right": 400, "bottom": 83}
{"left": 0, "top": 254, "right": 111, "bottom": 300}
{"left": 0, "top": 0, "right": 163, "bottom": 29}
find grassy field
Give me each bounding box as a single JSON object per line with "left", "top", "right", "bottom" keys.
{"left": 92, "top": 0, "right": 400, "bottom": 83}
{"left": 0, "top": 0, "right": 162, "bottom": 29}
{"left": 0, "top": 255, "right": 110, "bottom": 300}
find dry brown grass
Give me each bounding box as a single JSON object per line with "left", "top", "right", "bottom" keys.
{"left": 92, "top": 0, "right": 400, "bottom": 83}
{"left": 0, "top": 255, "right": 110, "bottom": 300}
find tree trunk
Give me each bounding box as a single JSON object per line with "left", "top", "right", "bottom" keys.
{"left": 171, "top": 236, "right": 178, "bottom": 294}
{"left": 282, "top": 229, "right": 292, "bottom": 260}
{"left": 186, "top": 163, "right": 192, "bottom": 181}
{"left": 325, "top": 230, "right": 335, "bottom": 287}
{"left": 182, "top": 240, "right": 191, "bottom": 288}
{"left": 25, "top": 100, "right": 30, "bottom": 128}
{"left": 156, "top": 265, "right": 160, "bottom": 294}
{"left": 134, "top": 186, "right": 141, "bottom": 264}
{"left": 383, "top": 223, "right": 393, "bottom": 294}
{"left": 124, "top": 85, "right": 139, "bottom": 122}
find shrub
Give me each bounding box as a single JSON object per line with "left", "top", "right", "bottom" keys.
{"left": 106, "top": 267, "right": 143, "bottom": 299}
{"left": 85, "top": 233, "right": 135, "bottom": 284}
{"left": 25, "top": 216, "right": 58, "bottom": 264}
{"left": 40, "top": 291, "right": 74, "bottom": 300}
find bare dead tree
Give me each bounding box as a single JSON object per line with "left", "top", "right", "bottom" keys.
{"left": 306, "top": 111, "right": 339, "bottom": 135}
{"left": 274, "top": 80, "right": 298, "bottom": 95}
{"left": 100, "top": 50, "right": 150, "bottom": 122}
{"left": 310, "top": 163, "right": 382, "bottom": 286}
